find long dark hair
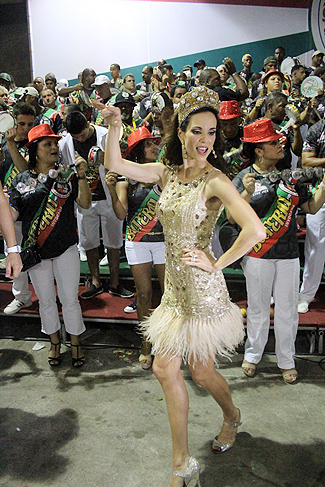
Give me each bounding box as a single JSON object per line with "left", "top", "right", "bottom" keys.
{"left": 28, "top": 141, "right": 39, "bottom": 170}
{"left": 164, "top": 107, "right": 226, "bottom": 171}
{"left": 242, "top": 142, "right": 263, "bottom": 163}
{"left": 127, "top": 140, "right": 146, "bottom": 163}
{"left": 28, "top": 137, "right": 60, "bottom": 170}
{"left": 126, "top": 139, "right": 153, "bottom": 196}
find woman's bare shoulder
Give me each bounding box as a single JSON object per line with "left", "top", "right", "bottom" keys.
{"left": 206, "top": 168, "right": 231, "bottom": 186}
{"left": 205, "top": 169, "right": 237, "bottom": 200}
{"left": 159, "top": 162, "right": 176, "bottom": 187}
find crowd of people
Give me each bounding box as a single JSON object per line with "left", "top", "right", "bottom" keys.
{"left": 1, "top": 45, "right": 325, "bottom": 485}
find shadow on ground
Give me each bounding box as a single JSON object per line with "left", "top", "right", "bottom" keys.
{"left": 200, "top": 432, "right": 325, "bottom": 487}
{"left": 0, "top": 348, "right": 42, "bottom": 386}
{"left": 0, "top": 408, "right": 79, "bottom": 481}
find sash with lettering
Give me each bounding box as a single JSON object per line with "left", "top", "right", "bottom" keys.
{"left": 126, "top": 185, "right": 162, "bottom": 242}
{"left": 248, "top": 182, "right": 299, "bottom": 258}
{"left": 24, "top": 170, "right": 76, "bottom": 249}
{"left": 4, "top": 147, "right": 28, "bottom": 189}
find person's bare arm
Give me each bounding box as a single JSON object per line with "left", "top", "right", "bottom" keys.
{"left": 5, "top": 128, "right": 28, "bottom": 173}
{"left": 75, "top": 155, "right": 92, "bottom": 209}
{"left": 300, "top": 178, "right": 325, "bottom": 214}
{"left": 302, "top": 150, "right": 325, "bottom": 168}
{"left": 58, "top": 83, "right": 84, "bottom": 97}
{"left": 227, "top": 172, "right": 256, "bottom": 223}
{"left": 291, "top": 125, "right": 303, "bottom": 156}
{"left": 299, "top": 98, "right": 317, "bottom": 125}
{"left": 224, "top": 57, "right": 249, "bottom": 101}
{"left": 245, "top": 97, "right": 265, "bottom": 123}
{"left": 105, "top": 173, "right": 128, "bottom": 220}
{"left": 0, "top": 181, "right": 22, "bottom": 278}
{"left": 181, "top": 172, "right": 266, "bottom": 272}
{"left": 95, "top": 102, "right": 167, "bottom": 186}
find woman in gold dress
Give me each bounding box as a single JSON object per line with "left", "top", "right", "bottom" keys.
{"left": 99, "top": 87, "right": 265, "bottom": 487}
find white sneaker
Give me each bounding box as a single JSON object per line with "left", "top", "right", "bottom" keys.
{"left": 298, "top": 300, "right": 309, "bottom": 313}
{"left": 124, "top": 300, "right": 137, "bottom": 313}
{"left": 79, "top": 250, "right": 87, "bottom": 262}
{"left": 99, "top": 255, "right": 108, "bottom": 266}
{"left": 4, "top": 298, "right": 33, "bottom": 315}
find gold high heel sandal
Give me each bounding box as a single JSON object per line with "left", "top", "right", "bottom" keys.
{"left": 211, "top": 408, "right": 242, "bottom": 454}
{"left": 172, "top": 457, "right": 201, "bottom": 487}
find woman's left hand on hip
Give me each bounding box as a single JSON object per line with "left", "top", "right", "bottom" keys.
{"left": 181, "top": 248, "right": 216, "bottom": 272}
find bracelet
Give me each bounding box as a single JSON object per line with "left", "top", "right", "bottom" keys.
{"left": 7, "top": 245, "right": 21, "bottom": 253}
{"left": 77, "top": 175, "right": 86, "bottom": 180}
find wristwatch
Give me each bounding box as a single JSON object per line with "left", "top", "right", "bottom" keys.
{"left": 7, "top": 245, "right": 21, "bottom": 253}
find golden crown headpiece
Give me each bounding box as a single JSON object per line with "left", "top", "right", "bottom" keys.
{"left": 177, "top": 86, "right": 220, "bottom": 125}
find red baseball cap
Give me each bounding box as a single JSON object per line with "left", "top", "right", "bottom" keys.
{"left": 262, "top": 69, "right": 284, "bottom": 85}
{"left": 27, "top": 124, "right": 61, "bottom": 148}
{"left": 241, "top": 119, "right": 282, "bottom": 143}
{"left": 124, "top": 126, "right": 161, "bottom": 157}
{"left": 219, "top": 100, "right": 242, "bottom": 120}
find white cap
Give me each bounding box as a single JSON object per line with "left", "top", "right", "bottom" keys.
{"left": 23, "top": 86, "right": 39, "bottom": 97}
{"left": 92, "top": 74, "right": 110, "bottom": 87}
{"left": 58, "top": 78, "right": 69, "bottom": 89}
{"left": 312, "top": 50, "right": 324, "bottom": 58}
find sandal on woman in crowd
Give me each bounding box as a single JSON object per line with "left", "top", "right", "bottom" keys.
{"left": 48, "top": 341, "right": 61, "bottom": 367}
{"left": 241, "top": 360, "right": 256, "bottom": 377}
{"left": 139, "top": 353, "right": 152, "bottom": 370}
{"left": 71, "top": 343, "right": 86, "bottom": 368}
{"left": 280, "top": 368, "right": 298, "bottom": 384}
{"left": 211, "top": 408, "right": 242, "bottom": 454}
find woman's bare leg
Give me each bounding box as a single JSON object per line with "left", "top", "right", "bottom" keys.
{"left": 153, "top": 353, "right": 190, "bottom": 486}
{"left": 189, "top": 357, "right": 240, "bottom": 445}
{"left": 130, "top": 262, "right": 153, "bottom": 357}
{"left": 154, "top": 263, "right": 165, "bottom": 294}
{"left": 48, "top": 331, "right": 61, "bottom": 364}
{"left": 70, "top": 333, "right": 85, "bottom": 366}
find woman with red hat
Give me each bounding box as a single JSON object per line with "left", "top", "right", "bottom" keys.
{"left": 8, "top": 124, "right": 91, "bottom": 367}
{"left": 100, "top": 87, "right": 265, "bottom": 486}
{"left": 246, "top": 69, "right": 285, "bottom": 123}
{"left": 106, "top": 126, "right": 165, "bottom": 370}
{"left": 231, "top": 118, "right": 325, "bottom": 384}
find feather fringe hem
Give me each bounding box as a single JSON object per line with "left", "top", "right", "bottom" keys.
{"left": 139, "top": 302, "right": 244, "bottom": 366}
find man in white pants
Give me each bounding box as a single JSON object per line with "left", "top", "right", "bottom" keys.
{"left": 1, "top": 103, "right": 35, "bottom": 314}
{"left": 59, "top": 111, "right": 133, "bottom": 299}
{"left": 298, "top": 120, "right": 325, "bottom": 313}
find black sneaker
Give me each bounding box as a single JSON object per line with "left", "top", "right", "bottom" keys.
{"left": 109, "top": 284, "right": 134, "bottom": 298}
{"left": 80, "top": 284, "right": 103, "bottom": 300}
{"left": 124, "top": 300, "right": 137, "bottom": 313}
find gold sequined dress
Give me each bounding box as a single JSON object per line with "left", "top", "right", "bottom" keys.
{"left": 141, "top": 166, "right": 244, "bottom": 365}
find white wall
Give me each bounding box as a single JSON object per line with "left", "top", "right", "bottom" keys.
{"left": 28, "top": 0, "right": 309, "bottom": 81}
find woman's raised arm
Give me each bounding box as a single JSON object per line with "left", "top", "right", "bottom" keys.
{"left": 95, "top": 103, "right": 167, "bottom": 186}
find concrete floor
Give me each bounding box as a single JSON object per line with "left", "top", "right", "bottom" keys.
{"left": 0, "top": 319, "right": 325, "bottom": 487}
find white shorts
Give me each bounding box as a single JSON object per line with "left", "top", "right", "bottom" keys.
{"left": 125, "top": 240, "right": 166, "bottom": 266}
{"left": 77, "top": 199, "right": 123, "bottom": 250}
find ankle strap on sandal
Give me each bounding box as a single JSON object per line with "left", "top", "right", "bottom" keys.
{"left": 223, "top": 408, "right": 242, "bottom": 428}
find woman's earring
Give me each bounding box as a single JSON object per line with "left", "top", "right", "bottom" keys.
{"left": 181, "top": 143, "right": 188, "bottom": 160}
{"left": 211, "top": 148, "right": 217, "bottom": 158}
